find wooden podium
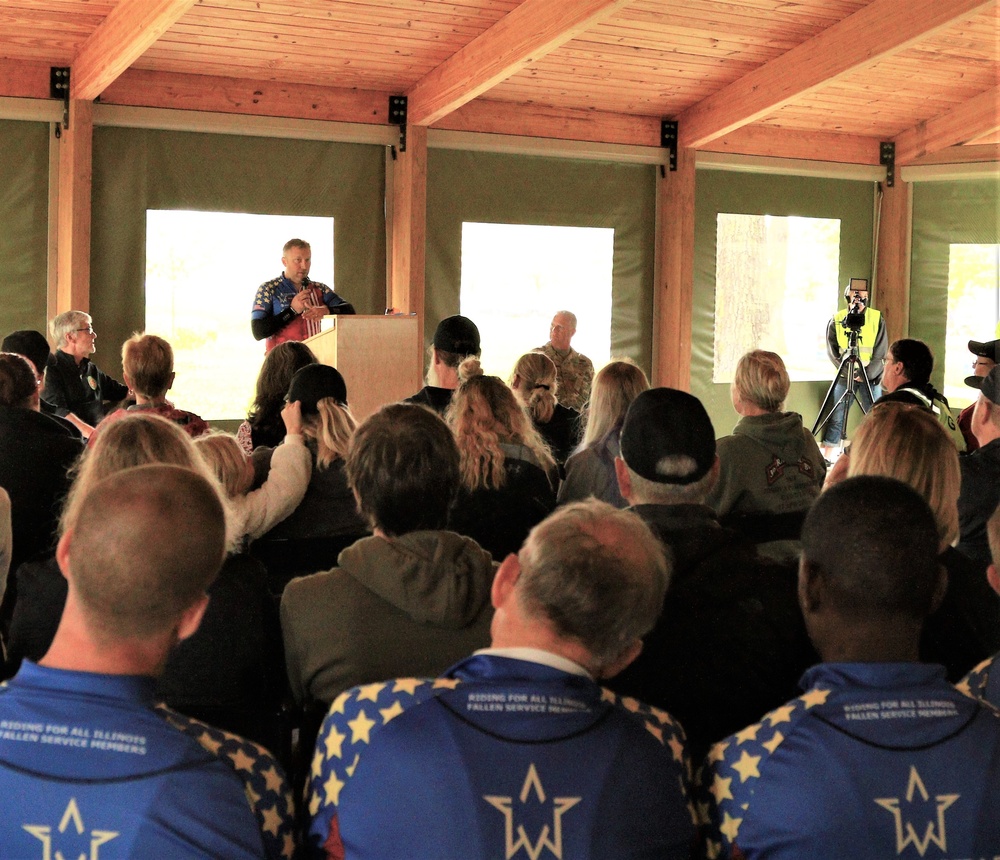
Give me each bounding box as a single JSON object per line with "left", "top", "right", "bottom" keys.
{"left": 303, "top": 315, "right": 421, "bottom": 422}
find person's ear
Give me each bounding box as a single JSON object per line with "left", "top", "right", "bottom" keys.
{"left": 122, "top": 371, "right": 134, "bottom": 392}
{"left": 56, "top": 529, "right": 73, "bottom": 582}
{"left": 167, "top": 371, "right": 176, "bottom": 392}
{"left": 491, "top": 553, "right": 520, "bottom": 611}
{"left": 798, "top": 558, "right": 823, "bottom": 616}
{"left": 511, "top": 375, "right": 521, "bottom": 391}
{"left": 596, "top": 639, "right": 643, "bottom": 680}
{"left": 987, "top": 563, "right": 1000, "bottom": 597}
{"left": 176, "top": 593, "right": 210, "bottom": 642}
{"left": 614, "top": 456, "right": 632, "bottom": 500}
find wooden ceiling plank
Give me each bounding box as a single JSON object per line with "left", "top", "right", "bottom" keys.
{"left": 894, "top": 85, "right": 1000, "bottom": 163}
{"left": 677, "top": 0, "right": 997, "bottom": 148}
{"left": 71, "top": 0, "right": 199, "bottom": 100}
{"left": 407, "top": 0, "right": 634, "bottom": 126}
{"left": 0, "top": 57, "right": 52, "bottom": 99}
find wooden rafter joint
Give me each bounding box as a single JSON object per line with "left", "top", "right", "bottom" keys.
{"left": 880, "top": 141, "right": 896, "bottom": 187}
{"left": 389, "top": 95, "right": 408, "bottom": 154}
{"left": 661, "top": 120, "right": 679, "bottom": 176}
{"left": 50, "top": 67, "right": 70, "bottom": 136}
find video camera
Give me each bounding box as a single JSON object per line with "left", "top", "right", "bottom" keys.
{"left": 842, "top": 278, "right": 869, "bottom": 333}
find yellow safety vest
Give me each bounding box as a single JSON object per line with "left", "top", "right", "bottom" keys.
{"left": 833, "top": 307, "right": 882, "bottom": 363}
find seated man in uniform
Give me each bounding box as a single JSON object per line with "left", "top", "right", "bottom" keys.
{"left": 307, "top": 499, "right": 696, "bottom": 860}
{"left": 878, "top": 337, "right": 964, "bottom": 450}
{"left": 535, "top": 310, "right": 594, "bottom": 412}
{"left": 701, "top": 476, "right": 1000, "bottom": 859}
{"left": 251, "top": 238, "right": 354, "bottom": 353}
{"left": 0, "top": 464, "right": 295, "bottom": 859}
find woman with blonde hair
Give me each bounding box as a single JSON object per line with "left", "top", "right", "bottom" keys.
{"left": 509, "top": 351, "right": 581, "bottom": 467}
{"left": 705, "top": 349, "right": 826, "bottom": 558}
{"left": 558, "top": 359, "right": 649, "bottom": 507}
{"left": 446, "top": 358, "right": 557, "bottom": 559}
{"left": 5, "top": 413, "right": 285, "bottom": 745}
{"left": 254, "top": 364, "right": 368, "bottom": 545}
{"left": 844, "top": 401, "right": 1000, "bottom": 679}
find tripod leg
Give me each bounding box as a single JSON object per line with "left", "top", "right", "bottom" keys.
{"left": 813, "top": 355, "right": 854, "bottom": 438}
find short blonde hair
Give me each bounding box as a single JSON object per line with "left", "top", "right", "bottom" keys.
{"left": 847, "top": 403, "right": 960, "bottom": 549}
{"left": 733, "top": 350, "right": 789, "bottom": 413}
{"left": 195, "top": 432, "right": 250, "bottom": 498}
{"left": 122, "top": 333, "right": 173, "bottom": 399}
{"left": 304, "top": 399, "right": 357, "bottom": 469}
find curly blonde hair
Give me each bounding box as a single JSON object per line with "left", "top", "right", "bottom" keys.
{"left": 510, "top": 352, "right": 558, "bottom": 424}
{"left": 447, "top": 358, "right": 555, "bottom": 491}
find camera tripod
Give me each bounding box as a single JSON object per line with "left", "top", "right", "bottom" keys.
{"left": 812, "top": 327, "right": 875, "bottom": 443}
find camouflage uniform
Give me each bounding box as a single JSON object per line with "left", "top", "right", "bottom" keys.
{"left": 537, "top": 344, "right": 594, "bottom": 412}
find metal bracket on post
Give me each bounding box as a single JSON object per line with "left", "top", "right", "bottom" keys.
{"left": 389, "top": 96, "right": 408, "bottom": 154}
{"left": 50, "top": 67, "right": 70, "bottom": 137}
{"left": 661, "top": 120, "right": 678, "bottom": 177}
{"left": 880, "top": 141, "right": 896, "bottom": 188}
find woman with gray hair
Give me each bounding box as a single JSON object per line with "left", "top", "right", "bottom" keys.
{"left": 705, "top": 349, "right": 825, "bottom": 558}
{"left": 42, "top": 310, "right": 128, "bottom": 438}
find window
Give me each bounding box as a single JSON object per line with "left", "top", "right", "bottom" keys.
{"left": 145, "top": 211, "right": 334, "bottom": 420}
{"left": 944, "top": 243, "right": 1000, "bottom": 406}
{"left": 713, "top": 214, "right": 842, "bottom": 383}
{"left": 459, "top": 222, "right": 614, "bottom": 380}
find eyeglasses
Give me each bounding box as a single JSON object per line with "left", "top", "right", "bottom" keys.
{"left": 75, "top": 327, "right": 95, "bottom": 335}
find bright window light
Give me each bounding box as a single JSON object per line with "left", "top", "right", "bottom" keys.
{"left": 944, "top": 243, "right": 1000, "bottom": 407}
{"left": 145, "top": 211, "right": 334, "bottom": 421}
{"left": 459, "top": 222, "right": 613, "bottom": 382}
{"left": 713, "top": 214, "right": 841, "bottom": 383}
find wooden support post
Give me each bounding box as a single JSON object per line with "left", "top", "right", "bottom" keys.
{"left": 55, "top": 99, "right": 93, "bottom": 314}
{"left": 875, "top": 181, "right": 912, "bottom": 343}
{"left": 389, "top": 125, "right": 428, "bottom": 370}
{"left": 654, "top": 147, "right": 696, "bottom": 391}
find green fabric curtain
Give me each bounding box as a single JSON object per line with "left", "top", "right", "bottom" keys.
{"left": 0, "top": 120, "right": 50, "bottom": 333}
{"left": 426, "top": 149, "right": 657, "bottom": 371}
{"left": 90, "top": 127, "right": 386, "bottom": 378}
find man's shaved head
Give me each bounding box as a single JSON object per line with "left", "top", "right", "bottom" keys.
{"left": 67, "top": 464, "right": 227, "bottom": 640}
{"left": 801, "top": 476, "right": 939, "bottom": 622}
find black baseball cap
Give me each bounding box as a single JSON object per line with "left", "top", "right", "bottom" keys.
{"left": 286, "top": 364, "right": 348, "bottom": 414}
{"left": 433, "top": 315, "right": 480, "bottom": 356}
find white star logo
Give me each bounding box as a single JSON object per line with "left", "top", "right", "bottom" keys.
{"left": 23, "top": 798, "right": 119, "bottom": 860}
{"left": 875, "top": 766, "right": 959, "bottom": 856}
{"left": 483, "top": 763, "right": 582, "bottom": 859}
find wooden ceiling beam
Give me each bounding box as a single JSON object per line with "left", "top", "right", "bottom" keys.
{"left": 677, "top": 0, "right": 996, "bottom": 149}
{"left": 71, "top": 0, "right": 198, "bottom": 101}
{"left": 894, "top": 85, "right": 1000, "bottom": 164}
{"left": 406, "top": 0, "right": 633, "bottom": 126}
{"left": 0, "top": 58, "right": 52, "bottom": 100}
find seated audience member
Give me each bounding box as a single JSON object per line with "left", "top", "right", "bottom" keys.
{"left": 845, "top": 402, "right": 1000, "bottom": 678}
{"left": 558, "top": 359, "right": 649, "bottom": 507}
{"left": 5, "top": 415, "right": 286, "bottom": 750}
{"left": 706, "top": 350, "right": 825, "bottom": 559}
{"left": 308, "top": 500, "right": 696, "bottom": 860}
{"left": 255, "top": 364, "right": 369, "bottom": 546}
{"left": 510, "top": 350, "right": 581, "bottom": 468}
{"left": 447, "top": 360, "right": 558, "bottom": 559}
{"left": 281, "top": 403, "right": 495, "bottom": 707}
{"left": 196, "top": 403, "right": 310, "bottom": 548}
{"left": 405, "top": 314, "right": 481, "bottom": 415}
{"left": 238, "top": 340, "right": 317, "bottom": 454}
{"left": 958, "top": 337, "right": 998, "bottom": 452}
{"left": 877, "top": 337, "right": 965, "bottom": 450}
{"left": 92, "top": 332, "right": 208, "bottom": 440}
{"left": 41, "top": 310, "right": 127, "bottom": 438}
{"left": 607, "top": 388, "right": 813, "bottom": 762}
{"left": 957, "top": 365, "right": 1000, "bottom": 568}
{"left": 2, "top": 329, "right": 81, "bottom": 437}
{"left": 0, "top": 353, "right": 83, "bottom": 631}
{"left": 0, "top": 464, "right": 295, "bottom": 859}
{"left": 701, "top": 476, "right": 1000, "bottom": 858}
{"left": 960, "top": 505, "right": 1000, "bottom": 704}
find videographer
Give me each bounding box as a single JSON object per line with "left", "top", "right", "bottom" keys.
{"left": 821, "top": 279, "right": 887, "bottom": 452}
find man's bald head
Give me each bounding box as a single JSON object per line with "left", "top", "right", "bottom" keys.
{"left": 66, "top": 464, "right": 227, "bottom": 640}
